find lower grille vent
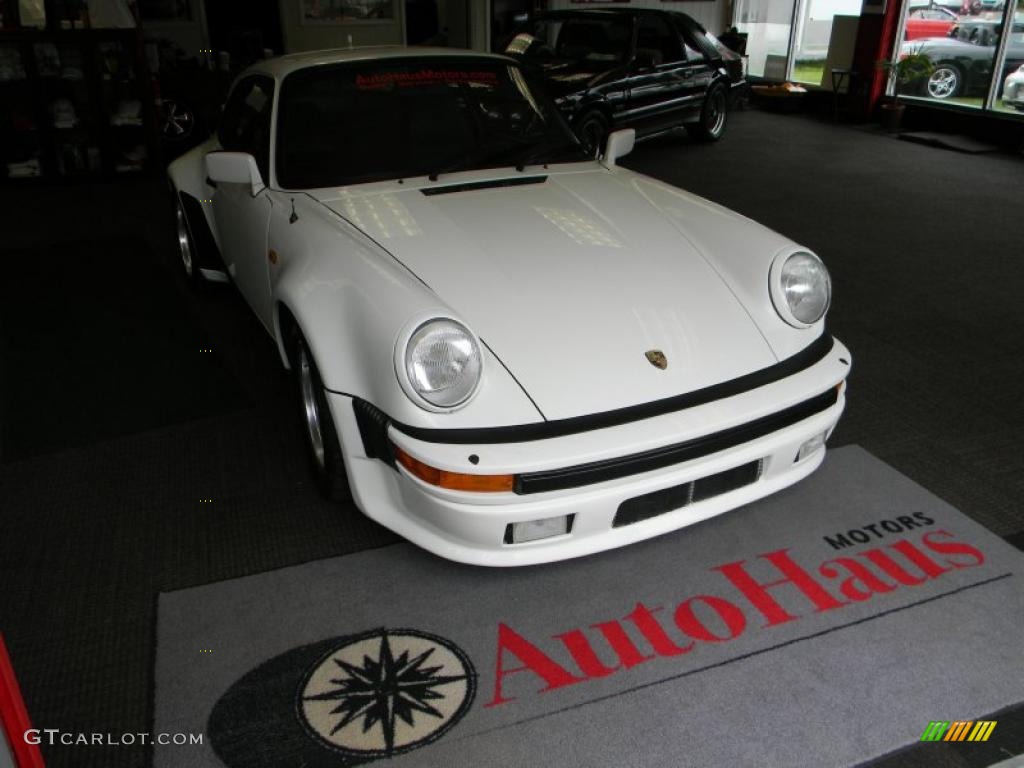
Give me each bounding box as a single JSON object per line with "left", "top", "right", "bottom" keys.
{"left": 613, "top": 459, "right": 763, "bottom": 528}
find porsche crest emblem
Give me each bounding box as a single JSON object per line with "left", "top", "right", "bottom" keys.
{"left": 645, "top": 350, "right": 668, "bottom": 370}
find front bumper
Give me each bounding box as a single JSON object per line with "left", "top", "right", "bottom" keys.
{"left": 330, "top": 336, "right": 850, "bottom": 566}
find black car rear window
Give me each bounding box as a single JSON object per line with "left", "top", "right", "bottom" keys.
{"left": 505, "top": 16, "right": 632, "bottom": 65}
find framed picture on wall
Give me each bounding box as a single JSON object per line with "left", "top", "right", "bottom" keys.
{"left": 300, "top": 0, "right": 396, "bottom": 24}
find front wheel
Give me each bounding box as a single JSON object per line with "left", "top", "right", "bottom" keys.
{"left": 292, "top": 330, "right": 352, "bottom": 502}
{"left": 575, "top": 110, "right": 610, "bottom": 158}
{"left": 926, "top": 64, "right": 962, "bottom": 99}
{"left": 687, "top": 84, "right": 729, "bottom": 142}
{"left": 173, "top": 192, "right": 201, "bottom": 288}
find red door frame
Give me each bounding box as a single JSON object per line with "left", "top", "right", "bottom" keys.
{"left": 853, "top": 0, "right": 906, "bottom": 114}
{"left": 0, "top": 635, "right": 45, "bottom": 768}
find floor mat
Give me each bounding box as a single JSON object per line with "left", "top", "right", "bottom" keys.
{"left": 154, "top": 446, "right": 1024, "bottom": 768}
{"left": 0, "top": 238, "right": 247, "bottom": 461}
{"left": 898, "top": 132, "right": 998, "bottom": 153}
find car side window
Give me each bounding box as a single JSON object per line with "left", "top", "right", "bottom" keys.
{"left": 635, "top": 14, "right": 684, "bottom": 66}
{"left": 679, "top": 27, "right": 708, "bottom": 61}
{"left": 669, "top": 14, "right": 725, "bottom": 61}
{"left": 555, "top": 18, "right": 631, "bottom": 64}
{"left": 218, "top": 75, "right": 275, "bottom": 182}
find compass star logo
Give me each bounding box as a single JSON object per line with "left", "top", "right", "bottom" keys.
{"left": 298, "top": 629, "right": 476, "bottom": 758}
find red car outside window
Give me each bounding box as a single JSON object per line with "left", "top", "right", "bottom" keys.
{"left": 905, "top": 7, "right": 958, "bottom": 39}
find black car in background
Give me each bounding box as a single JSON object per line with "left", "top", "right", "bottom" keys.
{"left": 902, "top": 28, "right": 1024, "bottom": 98}
{"left": 951, "top": 14, "right": 1024, "bottom": 46}
{"left": 503, "top": 9, "right": 744, "bottom": 153}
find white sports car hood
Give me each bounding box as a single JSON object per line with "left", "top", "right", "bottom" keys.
{"left": 314, "top": 169, "right": 783, "bottom": 421}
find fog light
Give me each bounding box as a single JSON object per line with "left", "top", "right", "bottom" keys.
{"left": 796, "top": 432, "right": 827, "bottom": 462}
{"left": 505, "top": 515, "right": 573, "bottom": 544}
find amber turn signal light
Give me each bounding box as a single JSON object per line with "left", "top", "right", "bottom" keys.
{"left": 392, "top": 446, "right": 515, "bottom": 492}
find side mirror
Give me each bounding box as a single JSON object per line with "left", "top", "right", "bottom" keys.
{"left": 205, "top": 151, "right": 265, "bottom": 196}
{"left": 601, "top": 129, "right": 635, "bottom": 168}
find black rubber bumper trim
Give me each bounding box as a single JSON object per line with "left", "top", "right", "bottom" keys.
{"left": 390, "top": 334, "right": 835, "bottom": 446}
{"left": 514, "top": 387, "right": 838, "bottom": 495}
{"left": 353, "top": 398, "right": 395, "bottom": 465}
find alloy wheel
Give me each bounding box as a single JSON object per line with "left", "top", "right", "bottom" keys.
{"left": 707, "top": 90, "right": 727, "bottom": 137}
{"left": 161, "top": 100, "right": 195, "bottom": 140}
{"left": 927, "top": 67, "right": 959, "bottom": 99}
{"left": 175, "top": 201, "right": 194, "bottom": 277}
{"left": 579, "top": 118, "right": 606, "bottom": 157}
{"left": 298, "top": 343, "right": 326, "bottom": 470}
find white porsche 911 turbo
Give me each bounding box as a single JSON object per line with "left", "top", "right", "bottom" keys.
{"left": 169, "top": 47, "right": 850, "bottom": 566}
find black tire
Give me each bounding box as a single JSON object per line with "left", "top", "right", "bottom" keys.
{"left": 575, "top": 109, "right": 610, "bottom": 158}
{"left": 172, "top": 189, "right": 203, "bottom": 289}
{"left": 687, "top": 83, "right": 729, "bottom": 142}
{"left": 926, "top": 63, "right": 962, "bottom": 99}
{"left": 290, "top": 328, "right": 352, "bottom": 502}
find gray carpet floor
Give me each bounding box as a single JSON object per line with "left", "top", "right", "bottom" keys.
{"left": 153, "top": 447, "right": 1024, "bottom": 768}
{"left": 0, "top": 109, "right": 1022, "bottom": 767}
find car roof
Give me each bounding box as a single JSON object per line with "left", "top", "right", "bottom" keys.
{"left": 533, "top": 7, "right": 655, "bottom": 18}
{"left": 530, "top": 7, "right": 703, "bottom": 30}
{"left": 243, "top": 45, "right": 514, "bottom": 79}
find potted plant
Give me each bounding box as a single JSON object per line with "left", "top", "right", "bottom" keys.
{"left": 876, "top": 49, "right": 934, "bottom": 132}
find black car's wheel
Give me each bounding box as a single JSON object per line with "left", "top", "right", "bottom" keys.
{"left": 926, "top": 64, "right": 962, "bottom": 99}
{"left": 291, "top": 329, "right": 352, "bottom": 502}
{"left": 160, "top": 99, "right": 196, "bottom": 142}
{"left": 687, "top": 84, "right": 729, "bottom": 142}
{"left": 576, "top": 110, "right": 609, "bottom": 157}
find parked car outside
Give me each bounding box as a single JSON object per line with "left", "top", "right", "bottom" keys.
{"left": 900, "top": 31, "right": 1024, "bottom": 97}
{"left": 968, "top": 0, "right": 1005, "bottom": 13}
{"left": 905, "top": 5, "right": 959, "bottom": 40}
{"left": 167, "top": 48, "right": 849, "bottom": 566}
{"left": 908, "top": 0, "right": 968, "bottom": 14}
{"left": 502, "top": 8, "right": 744, "bottom": 154}
{"left": 952, "top": 13, "right": 1023, "bottom": 45}
{"left": 1003, "top": 62, "right": 1024, "bottom": 108}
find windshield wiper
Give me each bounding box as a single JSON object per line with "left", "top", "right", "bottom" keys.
{"left": 427, "top": 140, "right": 531, "bottom": 181}
{"left": 513, "top": 139, "right": 584, "bottom": 171}
{"left": 427, "top": 137, "right": 581, "bottom": 181}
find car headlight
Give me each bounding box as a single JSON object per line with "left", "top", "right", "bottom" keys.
{"left": 770, "top": 250, "right": 831, "bottom": 327}
{"left": 402, "top": 318, "right": 482, "bottom": 409}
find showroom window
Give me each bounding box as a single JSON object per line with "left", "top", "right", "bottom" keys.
{"left": 790, "top": 0, "right": 863, "bottom": 84}
{"left": 993, "top": 0, "right": 1024, "bottom": 113}
{"left": 890, "top": 0, "right": 1024, "bottom": 114}
{"left": 733, "top": 0, "right": 799, "bottom": 77}
{"left": 734, "top": 0, "right": 861, "bottom": 82}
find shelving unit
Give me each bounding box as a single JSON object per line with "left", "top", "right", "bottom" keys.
{"left": 1, "top": 2, "right": 158, "bottom": 182}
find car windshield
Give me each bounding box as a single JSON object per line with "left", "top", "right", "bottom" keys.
{"left": 276, "top": 58, "right": 588, "bottom": 189}
{"left": 504, "top": 16, "right": 632, "bottom": 68}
